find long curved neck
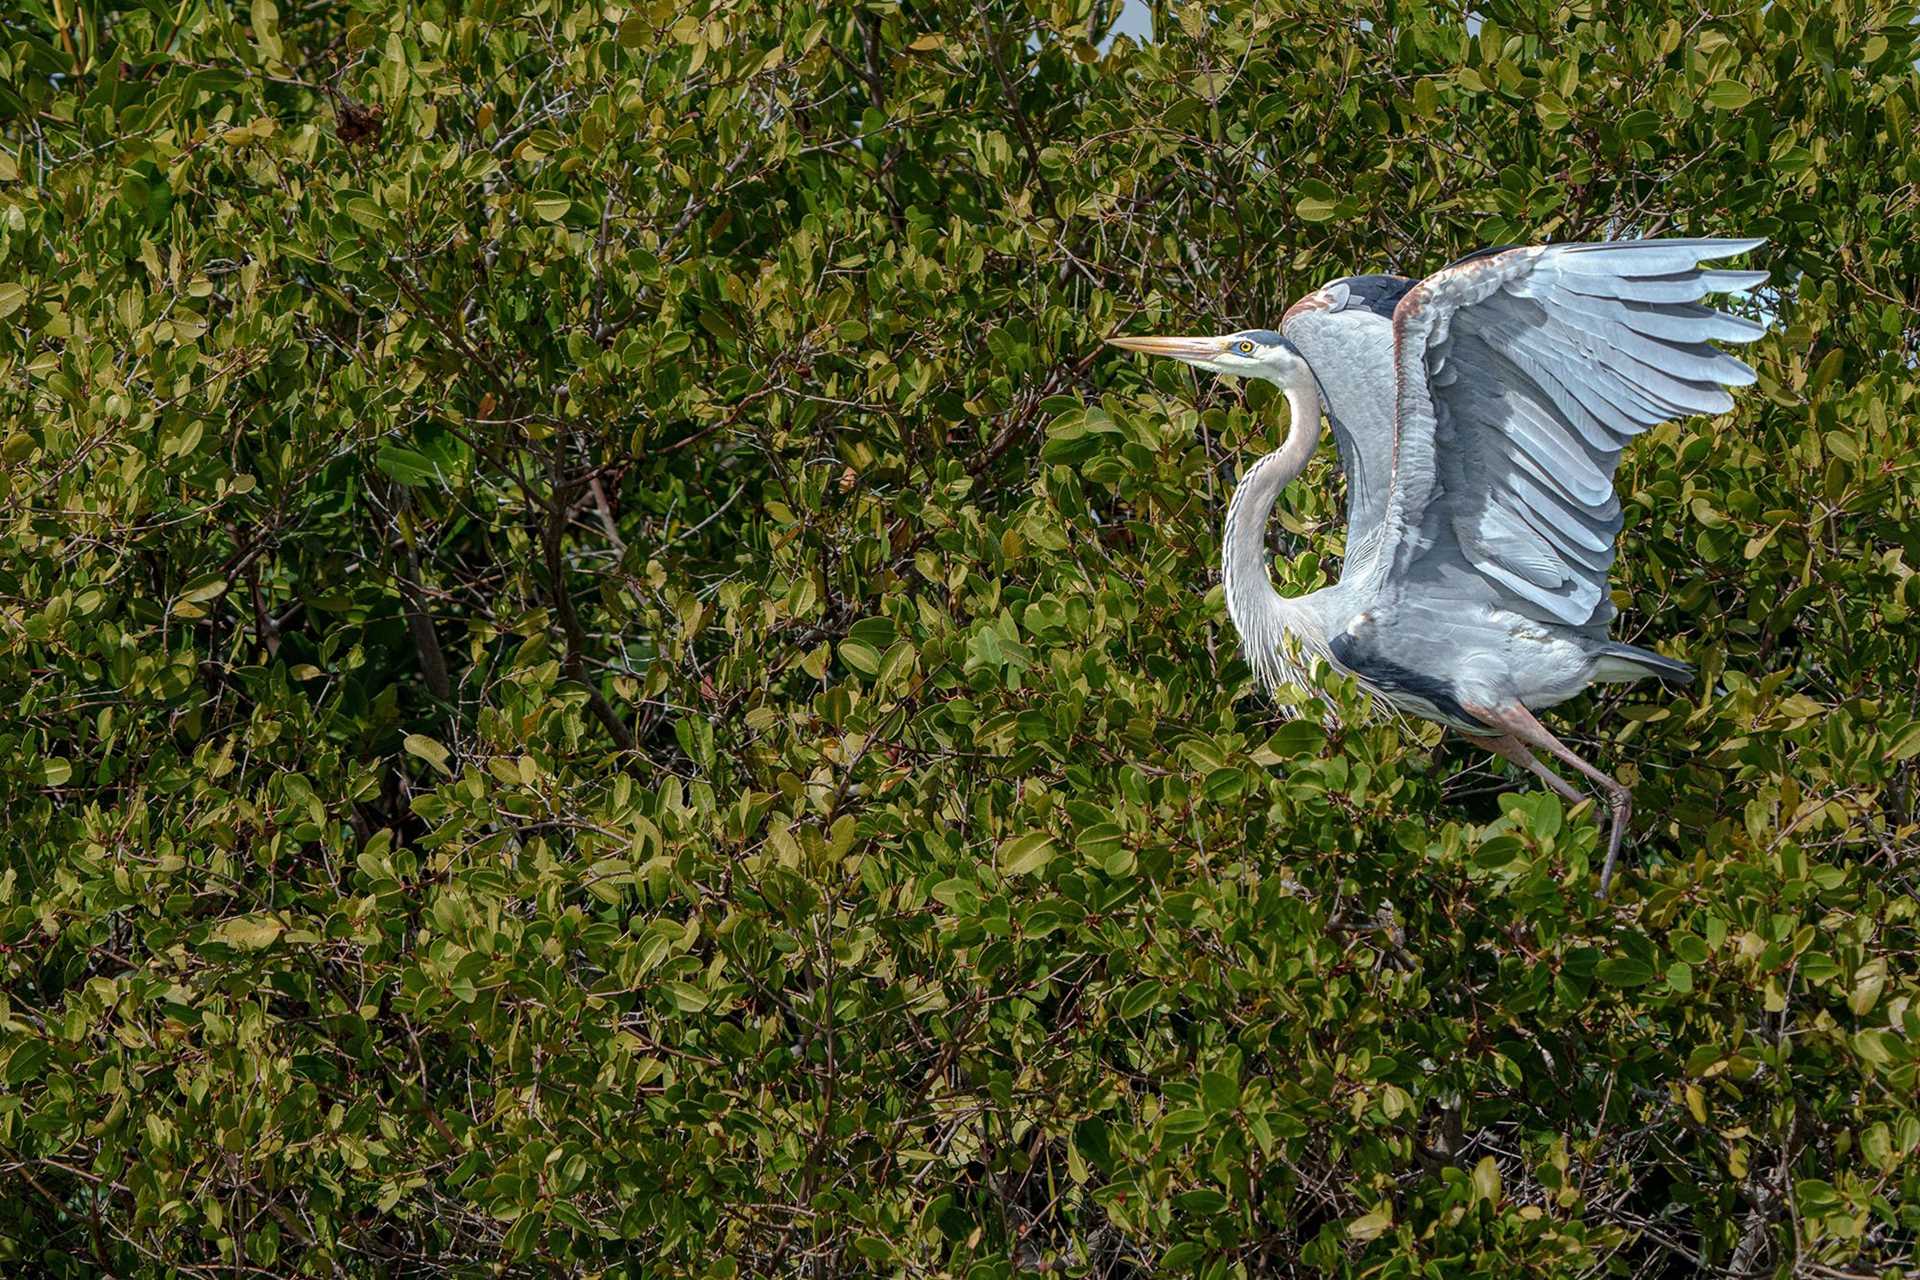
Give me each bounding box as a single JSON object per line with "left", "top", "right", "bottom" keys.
{"left": 1223, "top": 382, "right": 1327, "bottom": 690}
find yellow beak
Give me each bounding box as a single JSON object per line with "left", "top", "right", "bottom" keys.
{"left": 1105, "top": 334, "right": 1231, "bottom": 362}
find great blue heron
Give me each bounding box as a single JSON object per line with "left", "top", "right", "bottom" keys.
{"left": 1111, "top": 238, "right": 1768, "bottom": 895}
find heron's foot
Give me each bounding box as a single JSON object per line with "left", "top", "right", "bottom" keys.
{"left": 1596, "top": 785, "right": 1633, "bottom": 898}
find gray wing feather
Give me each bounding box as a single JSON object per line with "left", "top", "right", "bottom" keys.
{"left": 1541, "top": 305, "right": 1755, "bottom": 383}
{"left": 1380, "top": 237, "right": 1769, "bottom": 628}
{"left": 1550, "top": 238, "right": 1764, "bottom": 276}
{"left": 1475, "top": 505, "right": 1570, "bottom": 587}
{"left": 1501, "top": 319, "right": 1741, "bottom": 412}
{"left": 1501, "top": 466, "right": 1618, "bottom": 555}
{"left": 1546, "top": 268, "right": 1768, "bottom": 304}
{"left": 1489, "top": 343, "right": 1635, "bottom": 470}
{"left": 1615, "top": 300, "right": 1768, "bottom": 344}
{"left": 1506, "top": 445, "right": 1620, "bottom": 525}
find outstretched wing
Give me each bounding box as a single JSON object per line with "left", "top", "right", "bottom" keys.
{"left": 1376, "top": 238, "right": 1768, "bottom": 627}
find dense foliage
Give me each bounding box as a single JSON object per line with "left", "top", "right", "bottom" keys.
{"left": 4, "top": 0, "right": 1919, "bottom": 1274}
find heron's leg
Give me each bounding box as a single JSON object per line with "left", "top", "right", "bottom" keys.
{"left": 1460, "top": 733, "right": 1586, "bottom": 807}
{"left": 1466, "top": 704, "right": 1633, "bottom": 897}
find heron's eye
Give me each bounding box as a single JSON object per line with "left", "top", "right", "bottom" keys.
{"left": 1237, "top": 340, "right": 1255, "bottom": 354}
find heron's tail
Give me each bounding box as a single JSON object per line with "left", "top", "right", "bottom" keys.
{"left": 1591, "top": 642, "right": 1695, "bottom": 686}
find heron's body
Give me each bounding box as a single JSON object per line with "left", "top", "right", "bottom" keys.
{"left": 1231, "top": 286, "right": 1686, "bottom": 731}
{"left": 1112, "top": 238, "right": 1769, "bottom": 894}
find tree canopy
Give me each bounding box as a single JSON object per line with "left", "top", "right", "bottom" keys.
{"left": 3, "top": 0, "right": 1919, "bottom": 1274}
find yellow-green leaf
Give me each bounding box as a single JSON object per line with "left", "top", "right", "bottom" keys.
{"left": 1294, "top": 194, "right": 1337, "bottom": 223}
{"left": 1471, "top": 1154, "right": 1502, "bottom": 1203}
{"left": 1000, "top": 831, "right": 1055, "bottom": 877}
{"left": 214, "top": 915, "right": 285, "bottom": 950}
{"left": 403, "top": 733, "right": 452, "bottom": 775}
{"left": 1347, "top": 1205, "right": 1393, "bottom": 1240}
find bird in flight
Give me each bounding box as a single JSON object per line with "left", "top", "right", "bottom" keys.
{"left": 1110, "top": 238, "right": 1768, "bottom": 895}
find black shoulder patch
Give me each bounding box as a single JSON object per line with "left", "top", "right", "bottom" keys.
{"left": 1328, "top": 630, "right": 1483, "bottom": 729}
{"left": 1331, "top": 274, "right": 1416, "bottom": 319}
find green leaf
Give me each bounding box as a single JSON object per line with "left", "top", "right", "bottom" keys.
{"left": 1474, "top": 836, "right": 1524, "bottom": 870}
{"left": 1162, "top": 1243, "right": 1208, "bottom": 1268}
{"left": 1412, "top": 78, "right": 1440, "bottom": 118}
{"left": 662, "top": 981, "right": 710, "bottom": 1012}
{"left": 1595, "top": 958, "right": 1654, "bottom": 987}
{"left": 345, "top": 197, "right": 387, "bottom": 230}
{"left": 4, "top": 1040, "right": 51, "bottom": 1087}
{"left": 1262, "top": 722, "right": 1325, "bottom": 758}
{"left": 177, "top": 575, "right": 229, "bottom": 606}
{"left": 1076, "top": 822, "right": 1124, "bottom": 860}
{"left": 1530, "top": 794, "right": 1563, "bottom": 841}
{"left": 1704, "top": 80, "right": 1753, "bottom": 110}
{"left": 837, "top": 640, "right": 881, "bottom": 676}
{"left": 1161, "top": 1108, "right": 1209, "bottom": 1136}
{"left": 1201, "top": 1069, "right": 1239, "bottom": 1114}
{"left": 1000, "top": 831, "right": 1055, "bottom": 876}
{"left": 375, "top": 445, "right": 444, "bottom": 487}
{"left": 1203, "top": 767, "right": 1244, "bottom": 800}
{"left": 930, "top": 878, "right": 977, "bottom": 912}
{"left": 1118, "top": 980, "right": 1164, "bottom": 1019}
{"left": 1795, "top": 1178, "right": 1840, "bottom": 1212}
{"left": 1174, "top": 1188, "right": 1228, "bottom": 1213}
{"left": 1619, "top": 108, "right": 1661, "bottom": 139}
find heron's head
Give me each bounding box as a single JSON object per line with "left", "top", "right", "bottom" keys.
{"left": 1105, "top": 328, "right": 1307, "bottom": 384}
